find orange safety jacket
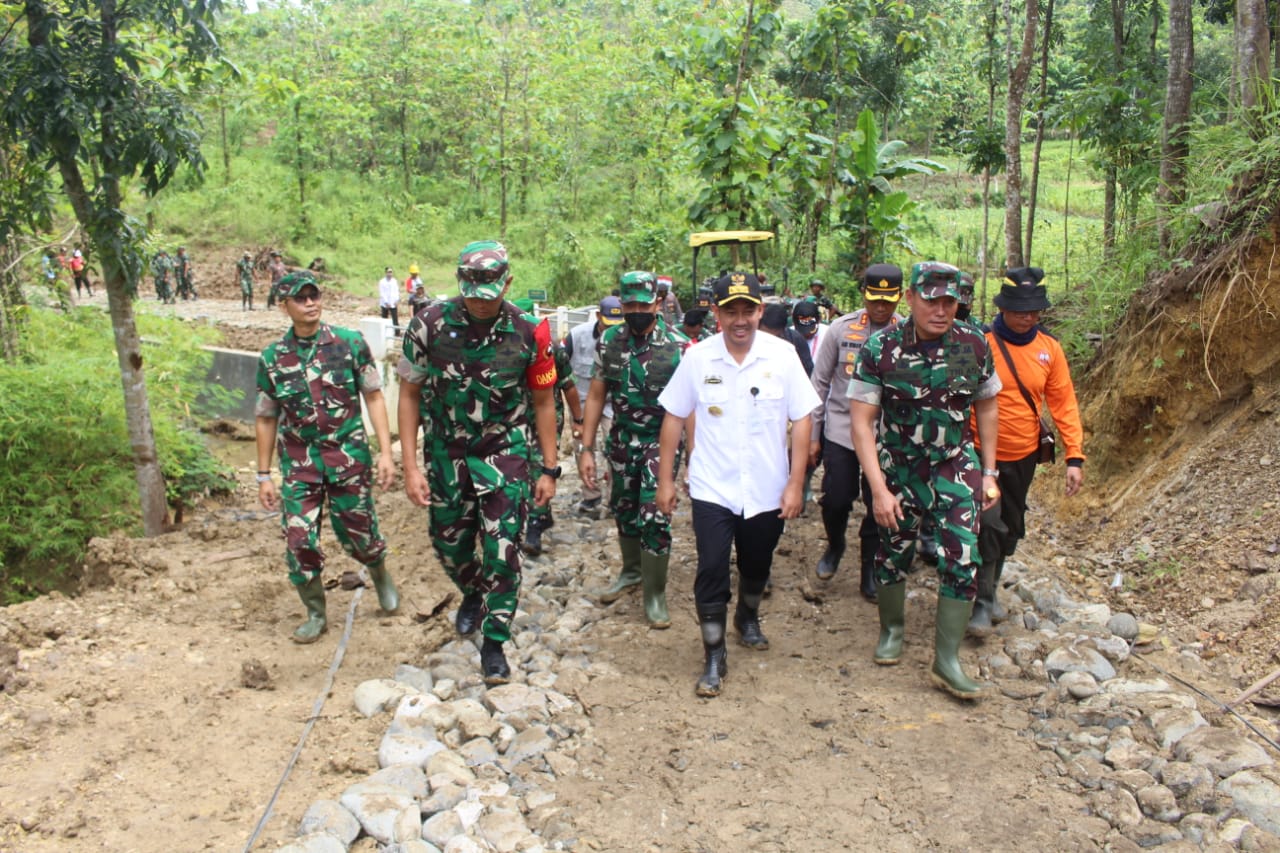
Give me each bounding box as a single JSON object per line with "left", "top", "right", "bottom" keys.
{"left": 972, "top": 326, "right": 1085, "bottom": 463}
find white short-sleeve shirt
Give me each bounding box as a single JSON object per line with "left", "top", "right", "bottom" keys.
{"left": 659, "top": 331, "right": 821, "bottom": 517}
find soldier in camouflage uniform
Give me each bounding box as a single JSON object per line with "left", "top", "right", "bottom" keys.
{"left": 848, "top": 262, "right": 1002, "bottom": 700}
{"left": 255, "top": 272, "right": 399, "bottom": 644}
{"left": 174, "top": 247, "right": 197, "bottom": 301}
{"left": 151, "top": 249, "right": 174, "bottom": 304}
{"left": 579, "top": 271, "right": 688, "bottom": 628}
{"left": 805, "top": 279, "right": 838, "bottom": 322}
{"left": 520, "top": 298, "right": 583, "bottom": 556}
{"left": 680, "top": 308, "right": 713, "bottom": 343}
{"left": 237, "top": 251, "right": 255, "bottom": 311}
{"left": 397, "top": 241, "right": 560, "bottom": 685}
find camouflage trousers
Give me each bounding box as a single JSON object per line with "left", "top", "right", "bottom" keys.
{"left": 176, "top": 275, "right": 196, "bottom": 300}
{"left": 527, "top": 410, "right": 565, "bottom": 524}
{"left": 428, "top": 452, "right": 529, "bottom": 643}
{"left": 875, "top": 448, "right": 981, "bottom": 600}
{"left": 280, "top": 469, "right": 386, "bottom": 585}
{"left": 154, "top": 276, "right": 171, "bottom": 302}
{"left": 607, "top": 432, "right": 672, "bottom": 555}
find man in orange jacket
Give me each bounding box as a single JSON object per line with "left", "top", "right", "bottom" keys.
{"left": 969, "top": 268, "right": 1085, "bottom": 635}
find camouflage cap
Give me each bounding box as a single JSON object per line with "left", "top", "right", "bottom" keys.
{"left": 957, "top": 271, "right": 976, "bottom": 306}
{"left": 910, "top": 261, "right": 961, "bottom": 301}
{"left": 456, "top": 240, "right": 511, "bottom": 300}
{"left": 619, "top": 271, "right": 657, "bottom": 305}
{"left": 277, "top": 271, "right": 320, "bottom": 299}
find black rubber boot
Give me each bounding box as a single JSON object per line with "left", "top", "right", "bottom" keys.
{"left": 815, "top": 505, "right": 848, "bottom": 580}
{"left": 734, "top": 593, "right": 769, "bottom": 650}
{"left": 480, "top": 637, "right": 511, "bottom": 686}
{"left": 291, "top": 573, "right": 327, "bottom": 644}
{"left": 455, "top": 592, "right": 483, "bottom": 636}
{"left": 990, "top": 558, "right": 1008, "bottom": 622}
{"left": 858, "top": 536, "right": 878, "bottom": 602}
{"left": 695, "top": 608, "right": 729, "bottom": 698}
{"left": 521, "top": 515, "right": 544, "bottom": 556}
{"left": 967, "top": 555, "right": 998, "bottom": 638}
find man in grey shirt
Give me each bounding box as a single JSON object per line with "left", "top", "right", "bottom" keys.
{"left": 808, "top": 264, "right": 903, "bottom": 600}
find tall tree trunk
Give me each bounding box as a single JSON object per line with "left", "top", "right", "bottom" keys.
{"left": 981, "top": 169, "right": 992, "bottom": 319}
{"left": 1025, "top": 0, "right": 1055, "bottom": 265}
{"left": 399, "top": 102, "right": 410, "bottom": 195}
{"left": 1003, "top": 0, "right": 1038, "bottom": 269}
{"left": 1236, "top": 0, "right": 1271, "bottom": 115}
{"left": 499, "top": 60, "right": 509, "bottom": 241}
{"left": 220, "top": 103, "right": 230, "bottom": 187}
{"left": 42, "top": 0, "right": 168, "bottom": 536}
{"left": 1104, "top": 164, "right": 1117, "bottom": 255}
{"left": 1063, "top": 133, "right": 1073, "bottom": 289}
{"left": 0, "top": 237, "right": 24, "bottom": 362}
{"left": 1159, "top": 0, "right": 1194, "bottom": 256}
{"left": 293, "top": 98, "right": 308, "bottom": 231}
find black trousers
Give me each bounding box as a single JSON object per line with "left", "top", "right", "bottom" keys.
{"left": 380, "top": 305, "right": 400, "bottom": 330}
{"left": 691, "top": 499, "right": 785, "bottom": 611}
{"left": 818, "top": 441, "right": 878, "bottom": 547}
{"left": 979, "top": 450, "right": 1040, "bottom": 562}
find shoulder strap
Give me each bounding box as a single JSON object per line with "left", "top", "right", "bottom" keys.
{"left": 992, "top": 333, "right": 1040, "bottom": 418}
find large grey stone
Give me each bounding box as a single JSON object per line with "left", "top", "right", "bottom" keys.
{"left": 298, "top": 799, "right": 361, "bottom": 845}
{"left": 1107, "top": 612, "right": 1140, "bottom": 640}
{"left": 483, "top": 683, "right": 549, "bottom": 719}
{"left": 1059, "top": 671, "right": 1099, "bottom": 700}
{"left": 1174, "top": 727, "right": 1272, "bottom": 778}
{"left": 275, "top": 833, "right": 347, "bottom": 853}
{"left": 1137, "top": 784, "right": 1182, "bottom": 823}
{"left": 476, "top": 809, "right": 530, "bottom": 853}
{"left": 354, "top": 679, "right": 414, "bottom": 718}
{"left": 1159, "top": 761, "right": 1215, "bottom": 799}
{"left": 452, "top": 698, "right": 500, "bottom": 741}
{"left": 503, "top": 725, "right": 553, "bottom": 767}
{"left": 458, "top": 737, "right": 500, "bottom": 767}
{"left": 394, "top": 664, "right": 435, "bottom": 695}
{"left": 1089, "top": 787, "right": 1144, "bottom": 828}
{"left": 379, "top": 729, "right": 448, "bottom": 769}
{"left": 368, "top": 764, "right": 429, "bottom": 800}
{"left": 1046, "top": 645, "right": 1116, "bottom": 682}
{"left": 1219, "top": 770, "right": 1280, "bottom": 834}
{"left": 422, "top": 810, "right": 464, "bottom": 848}
{"left": 339, "top": 781, "right": 420, "bottom": 844}
{"left": 1149, "top": 707, "right": 1209, "bottom": 750}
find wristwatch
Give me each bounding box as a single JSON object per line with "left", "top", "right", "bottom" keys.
{"left": 256, "top": 471, "right": 272, "bottom": 483}
{"left": 540, "top": 465, "right": 562, "bottom": 480}
{"left": 982, "top": 469, "right": 1000, "bottom": 478}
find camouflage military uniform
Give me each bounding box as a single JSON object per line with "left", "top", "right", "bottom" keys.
{"left": 848, "top": 320, "right": 1001, "bottom": 599}
{"left": 527, "top": 343, "right": 575, "bottom": 528}
{"left": 151, "top": 252, "right": 173, "bottom": 303}
{"left": 237, "top": 256, "right": 255, "bottom": 308}
{"left": 174, "top": 250, "right": 196, "bottom": 300}
{"left": 397, "top": 296, "right": 555, "bottom": 643}
{"left": 255, "top": 323, "right": 386, "bottom": 585}
{"left": 593, "top": 315, "right": 687, "bottom": 554}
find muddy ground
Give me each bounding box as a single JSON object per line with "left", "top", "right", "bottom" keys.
{"left": 1, "top": 282, "right": 1278, "bottom": 851}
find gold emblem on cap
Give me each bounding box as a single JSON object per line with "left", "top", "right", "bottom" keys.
{"left": 878, "top": 279, "right": 889, "bottom": 287}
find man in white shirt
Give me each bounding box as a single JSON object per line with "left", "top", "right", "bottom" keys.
{"left": 656, "top": 271, "right": 820, "bottom": 698}
{"left": 378, "top": 266, "right": 400, "bottom": 331}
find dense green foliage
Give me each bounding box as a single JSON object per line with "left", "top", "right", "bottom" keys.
{"left": 0, "top": 310, "right": 234, "bottom": 602}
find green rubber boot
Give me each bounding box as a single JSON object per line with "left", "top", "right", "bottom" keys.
{"left": 639, "top": 551, "right": 671, "bottom": 629}
{"left": 874, "top": 580, "right": 906, "bottom": 665}
{"left": 367, "top": 559, "right": 400, "bottom": 614}
{"left": 931, "top": 594, "right": 986, "bottom": 700}
{"left": 599, "top": 536, "right": 643, "bottom": 604}
{"left": 292, "top": 573, "right": 327, "bottom": 644}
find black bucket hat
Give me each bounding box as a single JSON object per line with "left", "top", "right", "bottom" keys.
{"left": 993, "top": 267, "right": 1051, "bottom": 312}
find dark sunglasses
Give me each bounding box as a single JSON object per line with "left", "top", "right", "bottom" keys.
{"left": 289, "top": 291, "right": 322, "bottom": 304}
{"left": 458, "top": 266, "right": 507, "bottom": 285}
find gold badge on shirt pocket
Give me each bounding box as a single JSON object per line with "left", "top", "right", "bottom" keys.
{"left": 708, "top": 405, "right": 723, "bottom": 416}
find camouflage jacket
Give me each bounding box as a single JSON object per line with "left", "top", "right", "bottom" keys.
{"left": 255, "top": 323, "right": 381, "bottom": 483}
{"left": 397, "top": 297, "right": 555, "bottom": 468}
{"left": 174, "top": 253, "right": 192, "bottom": 280}
{"left": 553, "top": 342, "right": 574, "bottom": 431}
{"left": 848, "top": 319, "right": 1001, "bottom": 464}
{"left": 592, "top": 316, "right": 688, "bottom": 444}
{"left": 237, "top": 257, "right": 254, "bottom": 285}
{"left": 151, "top": 254, "right": 172, "bottom": 279}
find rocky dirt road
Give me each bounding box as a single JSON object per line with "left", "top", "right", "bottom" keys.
{"left": 1, "top": 294, "right": 1278, "bottom": 851}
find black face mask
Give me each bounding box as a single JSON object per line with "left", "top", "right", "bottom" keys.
{"left": 624, "top": 312, "right": 655, "bottom": 336}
